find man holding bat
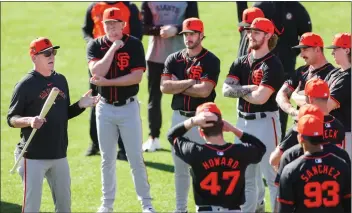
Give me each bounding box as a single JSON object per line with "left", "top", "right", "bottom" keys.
{"left": 7, "top": 37, "right": 100, "bottom": 213}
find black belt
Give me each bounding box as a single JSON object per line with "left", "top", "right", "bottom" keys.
{"left": 101, "top": 97, "right": 135, "bottom": 106}
{"left": 238, "top": 112, "right": 266, "bottom": 120}
{"left": 198, "top": 206, "right": 241, "bottom": 211}
{"left": 179, "top": 110, "right": 196, "bottom": 117}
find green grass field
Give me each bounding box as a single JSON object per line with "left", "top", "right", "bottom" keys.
{"left": 1, "top": 2, "right": 350, "bottom": 212}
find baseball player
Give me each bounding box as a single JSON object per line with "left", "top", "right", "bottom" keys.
{"left": 7, "top": 37, "right": 100, "bottom": 212}
{"left": 141, "top": 1, "right": 199, "bottom": 152}
{"left": 277, "top": 114, "right": 351, "bottom": 213}
{"left": 271, "top": 32, "right": 336, "bottom": 167}
{"left": 275, "top": 104, "right": 350, "bottom": 186}
{"left": 236, "top": 2, "right": 312, "bottom": 141}
{"left": 160, "top": 17, "right": 221, "bottom": 212}
{"left": 87, "top": 8, "right": 154, "bottom": 213}
{"left": 167, "top": 102, "right": 266, "bottom": 212}
{"left": 325, "top": 33, "right": 351, "bottom": 158}
{"left": 236, "top": 7, "right": 265, "bottom": 57}
{"left": 82, "top": 1, "right": 142, "bottom": 159}
{"left": 223, "top": 18, "right": 284, "bottom": 212}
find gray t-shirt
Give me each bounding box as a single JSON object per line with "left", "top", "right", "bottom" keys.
{"left": 144, "top": 2, "right": 189, "bottom": 63}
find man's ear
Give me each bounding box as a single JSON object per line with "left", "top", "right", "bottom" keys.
{"left": 31, "top": 55, "right": 36, "bottom": 63}
{"left": 200, "top": 32, "right": 204, "bottom": 40}
{"left": 345, "top": 48, "right": 351, "bottom": 55}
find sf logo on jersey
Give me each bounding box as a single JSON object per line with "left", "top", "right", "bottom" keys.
{"left": 116, "top": 52, "right": 130, "bottom": 70}
{"left": 188, "top": 66, "right": 203, "bottom": 80}
{"left": 252, "top": 69, "right": 264, "bottom": 85}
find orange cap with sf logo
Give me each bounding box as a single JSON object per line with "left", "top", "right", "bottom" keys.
{"left": 29, "top": 37, "right": 60, "bottom": 56}
{"left": 180, "top": 17, "right": 204, "bottom": 34}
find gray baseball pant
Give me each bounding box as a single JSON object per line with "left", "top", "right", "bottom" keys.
{"left": 15, "top": 151, "right": 71, "bottom": 213}
{"left": 95, "top": 98, "right": 152, "bottom": 210}
{"left": 171, "top": 110, "right": 205, "bottom": 212}
{"left": 234, "top": 111, "right": 281, "bottom": 212}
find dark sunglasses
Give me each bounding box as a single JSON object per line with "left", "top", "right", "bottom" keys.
{"left": 37, "top": 49, "right": 57, "bottom": 57}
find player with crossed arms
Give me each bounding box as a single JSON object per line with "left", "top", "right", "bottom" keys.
{"left": 167, "top": 102, "right": 266, "bottom": 212}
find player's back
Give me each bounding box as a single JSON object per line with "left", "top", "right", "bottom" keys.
{"left": 190, "top": 136, "right": 265, "bottom": 209}
{"left": 279, "top": 151, "right": 351, "bottom": 213}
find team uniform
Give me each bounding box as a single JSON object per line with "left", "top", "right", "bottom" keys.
{"left": 277, "top": 151, "right": 351, "bottom": 213}
{"left": 227, "top": 51, "right": 284, "bottom": 211}
{"left": 279, "top": 63, "right": 336, "bottom": 152}
{"left": 162, "top": 48, "right": 220, "bottom": 211}
{"left": 82, "top": 1, "right": 142, "bottom": 158}
{"left": 325, "top": 68, "right": 351, "bottom": 157}
{"left": 87, "top": 34, "right": 153, "bottom": 210}
{"left": 252, "top": 1, "right": 312, "bottom": 140}
{"left": 275, "top": 142, "right": 351, "bottom": 186}
{"left": 8, "top": 70, "right": 85, "bottom": 212}
{"left": 141, "top": 1, "right": 199, "bottom": 148}
{"left": 280, "top": 114, "right": 345, "bottom": 152}
{"left": 167, "top": 122, "right": 266, "bottom": 212}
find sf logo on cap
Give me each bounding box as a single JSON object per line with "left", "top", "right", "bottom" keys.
{"left": 44, "top": 39, "right": 50, "bottom": 45}
{"left": 110, "top": 10, "right": 114, "bottom": 17}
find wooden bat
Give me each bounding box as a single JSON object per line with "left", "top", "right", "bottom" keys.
{"left": 10, "top": 87, "right": 60, "bottom": 174}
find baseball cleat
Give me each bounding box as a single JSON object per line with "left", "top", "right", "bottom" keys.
{"left": 85, "top": 144, "right": 99, "bottom": 156}
{"left": 142, "top": 207, "right": 156, "bottom": 213}
{"left": 142, "top": 138, "right": 161, "bottom": 152}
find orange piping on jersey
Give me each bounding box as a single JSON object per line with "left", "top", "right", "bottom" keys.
{"left": 303, "top": 152, "right": 332, "bottom": 159}
{"left": 277, "top": 198, "right": 294, "bottom": 205}
{"left": 131, "top": 67, "right": 146, "bottom": 72}
{"left": 161, "top": 74, "right": 172, "bottom": 77}
{"left": 88, "top": 58, "right": 101, "bottom": 64}
{"left": 201, "top": 79, "right": 216, "bottom": 87}
{"left": 344, "top": 194, "right": 351, "bottom": 198}
{"left": 271, "top": 118, "right": 278, "bottom": 147}
{"left": 261, "top": 83, "right": 275, "bottom": 92}
{"left": 204, "top": 144, "right": 234, "bottom": 152}
{"left": 330, "top": 96, "right": 341, "bottom": 108}
{"left": 227, "top": 75, "right": 240, "bottom": 81}
{"left": 284, "top": 82, "right": 295, "bottom": 92}
{"left": 324, "top": 116, "right": 335, "bottom": 123}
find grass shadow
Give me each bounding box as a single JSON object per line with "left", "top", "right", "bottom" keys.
{"left": 144, "top": 161, "right": 174, "bottom": 173}
{"left": 0, "top": 201, "right": 22, "bottom": 213}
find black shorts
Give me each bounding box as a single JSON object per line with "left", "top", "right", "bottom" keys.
{"left": 279, "top": 127, "right": 298, "bottom": 152}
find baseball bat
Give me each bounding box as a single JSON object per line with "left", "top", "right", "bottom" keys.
{"left": 10, "top": 87, "right": 60, "bottom": 174}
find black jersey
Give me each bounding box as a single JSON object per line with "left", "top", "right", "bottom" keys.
{"left": 162, "top": 48, "right": 220, "bottom": 111}
{"left": 227, "top": 52, "right": 285, "bottom": 113}
{"left": 325, "top": 68, "right": 351, "bottom": 132}
{"left": 7, "top": 71, "right": 85, "bottom": 159}
{"left": 285, "top": 63, "right": 335, "bottom": 93}
{"left": 167, "top": 122, "right": 266, "bottom": 209}
{"left": 275, "top": 143, "right": 351, "bottom": 185}
{"left": 279, "top": 115, "right": 345, "bottom": 152}
{"left": 277, "top": 151, "right": 351, "bottom": 213}
{"left": 86, "top": 34, "right": 146, "bottom": 103}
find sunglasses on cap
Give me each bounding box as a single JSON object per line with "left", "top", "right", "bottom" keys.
{"left": 36, "top": 49, "right": 57, "bottom": 57}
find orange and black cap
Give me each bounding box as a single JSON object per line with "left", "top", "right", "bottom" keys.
{"left": 29, "top": 37, "right": 60, "bottom": 56}
{"left": 298, "top": 104, "right": 324, "bottom": 120}
{"left": 244, "top": 17, "right": 274, "bottom": 34}
{"left": 196, "top": 102, "right": 221, "bottom": 116}
{"left": 304, "top": 78, "right": 330, "bottom": 98}
{"left": 326, "top": 33, "right": 351, "bottom": 49}
{"left": 103, "top": 7, "right": 126, "bottom": 22}
{"left": 238, "top": 7, "right": 265, "bottom": 27}
{"left": 180, "top": 17, "right": 204, "bottom": 34}
{"left": 292, "top": 32, "right": 324, "bottom": 49}
{"left": 298, "top": 114, "right": 324, "bottom": 144}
